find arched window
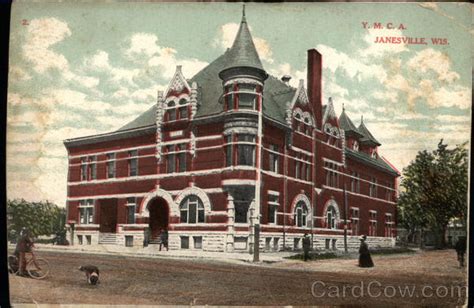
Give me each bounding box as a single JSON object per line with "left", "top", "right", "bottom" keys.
{"left": 326, "top": 205, "right": 337, "bottom": 229}
{"left": 294, "top": 201, "right": 308, "bottom": 227}
{"left": 180, "top": 195, "right": 205, "bottom": 223}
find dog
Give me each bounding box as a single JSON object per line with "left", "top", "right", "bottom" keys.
{"left": 79, "top": 265, "right": 100, "bottom": 285}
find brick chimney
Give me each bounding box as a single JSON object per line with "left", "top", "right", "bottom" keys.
{"left": 307, "top": 49, "right": 322, "bottom": 129}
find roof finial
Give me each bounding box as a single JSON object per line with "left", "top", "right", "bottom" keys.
{"left": 242, "top": 4, "right": 247, "bottom": 23}
{"left": 361, "top": 115, "right": 364, "bottom": 123}
{"left": 342, "top": 103, "right": 345, "bottom": 111}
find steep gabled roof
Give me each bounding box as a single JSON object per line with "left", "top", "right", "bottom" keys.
{"left": 358, "top": 116, "right": 381, "bottom": 146}
{"left": 346, "top": 148, "right": 399, "bottom": 176}
{"left": 117, "top": 52, "right": 295, "bottom": 132}
{"left": 221, "top": 8, "right": 264, "bottom": 73}
{"left": 339, "top": 108, "right": 363, "bottom": 138}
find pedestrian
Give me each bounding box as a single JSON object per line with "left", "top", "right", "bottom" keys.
{"left": 454, "top": 236, "right": 467, "bottom": 268}
{"left": 14, "top": 228, "right": 34, "bottom": 276}
{"left": 159, "top": 229, "right": 169, "bottom": 251}
{"left": 302, "top": 233, "right": 311, "bottom": 261}
{"left": 358, "top": 235, "right": 374, "bottom": 268}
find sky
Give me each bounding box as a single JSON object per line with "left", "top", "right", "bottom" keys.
{"left": 7, "top": 2, "right": 472, "bottom": 207}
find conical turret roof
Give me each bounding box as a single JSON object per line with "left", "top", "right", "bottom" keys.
{"left": 358, "top": 116, "right": 381, "bottom": 146}
{"left": 339, "top": 107, "right": 363, "bottom": 138}
{"left": 220, "top": 6, "right": 265, "bottom": 74}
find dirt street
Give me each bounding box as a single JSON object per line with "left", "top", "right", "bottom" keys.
{"left": 8, "top": 249, "right": 467, "bottom": 306}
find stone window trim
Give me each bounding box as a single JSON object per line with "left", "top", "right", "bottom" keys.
{"left": 78, "top": 199, "right": 94, "bottom": 225}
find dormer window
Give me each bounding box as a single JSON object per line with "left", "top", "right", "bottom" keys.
{"left": 167, "top": 101, "right": 176, "bottom": 121}
{"left": 178, "top": 99, "right": 188, "bottom": 119}
{"left": 165, "top": 98, "right": 189, "bottom": 121}
{"left": 353, "top": 141, "right": 359, "bottom": 151}
{"left": 371, "top": 150, "right": 377, "bottom": 159}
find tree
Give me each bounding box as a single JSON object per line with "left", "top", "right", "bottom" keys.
{"left": 7, "top": 199, "right": 66, "bottom": 241}
{"left": 397, "top": 140, "right": 468, "bottom": 248}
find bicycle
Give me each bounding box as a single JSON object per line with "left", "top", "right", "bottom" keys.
{"left": 8, "top": 249, "right": 50, "bottom": 279}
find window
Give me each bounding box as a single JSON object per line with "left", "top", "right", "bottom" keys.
{"left": 326, "top": 206, "right": 337, "bottom": 229}
{"left": 166, "top": 144, "right": 186, "bottom": 173}
{"left": 238, "top": 93, "right": 256, "bottom": 109}
{"left": 193, "top": 236, "right": 203, "bottom": 249}
{"left": 77, "top": 235, "right": 83, "bottom": 245}
{"left": 305, "top": 161, "right": 311, "bottom": 181}
{"left": 179, "top": 106, "right": 188, "bottom": 119}
{"left": 126, "top": 197, "right": 136, "bottom": 224}
{"left": 88, "top": 156, "right": 97, "bottom": 180}
{"left": 225, "top": 85, "right": 234, "bottom": 110}
{"left": 178, "top": 99, "right": 188, "bottom": 119}
{"left": 106, "top": 153, "right": 116, "bottom": 178}
{"left": 265, "top": 238, "right": 272, "bottom": 250}
{"left": 225, "top": 135, "right": 233, "bottom": 167}
{"left": 369, "top": 177, "right": 377, "bottom": 197}
{"left": 332, "top": 239, "right": 337, "bottom": 250}
{"left": 294, "top": 201, "right": 308, "bottom": 227}
{"left": 235, "top": 200, "right": 250, "bottom": 223}
{"left": 325, "top": 238, "right": 330, "bottom": 250}
{"left": 166, "top": 146, "right": 175, "bottom": 173}
{"left": 385, "top": 182, "right": 393, "bottom": 201}
{"left": 225, "top": 134, "right": 256, "bottom": 167}
{"left": 81, "top": 157, "right": 87, "bottom": 181}
{"left": 234, "top": 237, "right": 248, "bottom": 250}
{"left": 267, "top": 194, "right": 279, "bottom": 224}
{"left": 325, "top": 162, "right": 339, "bottom": 188}
{"left": 167, "top": 101, "right": 176, "bottom": 121}
{"left": 353, "top": 141, "right": 359, "bottom": 151}
{"left": 128, "top": 150, "right": 138, "bottom": 176}
{"left": 180, "top": 195, "right": 205, "bottom": 224}
{"left": 79, "top": 199, "right": 94, "bottom": 224}
{"left": 369, "top": 211, "right": 377, "bottom": 236}
{"left": 125, "top": 236, "right": 133, "bottom": 247}
{"left": 371, "top": 150, "right": 377, "bottom": 159}
{"left": 237, "top": 134, "right": 256, "bottom": 166}
{"left": 273, "top": 238, "right": 279, "bottom": 251}
{"left": 350, "top": 207, "right": 359, "bottom": 236}
{"left": 86, "top": 235, "right": 92, "bottom": 245}
{"left": 177, "top": 144, "right": 186, "bottom": 172}
{"left": 269, "top": 144, "right": 279, "bottom": 173}
{"left": 351, "top": 172, "right": 360, "bottom": 193}
{"left": 181, "top": 236, "right": 189, "bottom": 249}
{"left": 295, "top": 160, "right": 301, "bottom": 179}
{"left": 294, "top": 238, "right": 301, "bottom": 250}
{"left": 385, "top": 213, "right": 393, "bottom": 237}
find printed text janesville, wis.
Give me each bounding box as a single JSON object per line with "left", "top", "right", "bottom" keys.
{"left": 363, "top": 22, "right": 449, "bottom": 45}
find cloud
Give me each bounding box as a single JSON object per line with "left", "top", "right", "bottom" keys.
{"left": 22, "top": 17, "right": 71, "bottom": 74}
{"left": 407, "top": 49, "right": 460, "bottom": 83}
{"left": 316, "top": 44, "right": 387, "bottom": 82}
{"left": 9, "top": 66, "right": 32, "bottom": 82}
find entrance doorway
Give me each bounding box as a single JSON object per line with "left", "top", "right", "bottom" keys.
{"left": 99, "top": 199, "right": 118, "bottom": 233}
{"left": 148, "top": 198, "right": 170, "bottom": 239}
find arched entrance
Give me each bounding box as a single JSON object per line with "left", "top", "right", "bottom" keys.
{"left": 148, "top": 197, "right": 170, "bottom": 239}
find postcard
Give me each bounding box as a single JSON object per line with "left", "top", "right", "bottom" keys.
{"left": 6, "top": 2, "right": 470, "bottom": 306}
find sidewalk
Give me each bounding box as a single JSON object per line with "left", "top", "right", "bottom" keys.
{"left": 9, "top": 243, "right": 298, "bottom": 264}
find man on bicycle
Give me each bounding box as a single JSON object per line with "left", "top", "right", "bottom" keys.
{"left": 15, "top": 228, "right": 34, "bottom": 276}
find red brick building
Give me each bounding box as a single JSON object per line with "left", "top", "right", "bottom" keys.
{"left": 64, "top": 11, "right": 399, "bottom": 252}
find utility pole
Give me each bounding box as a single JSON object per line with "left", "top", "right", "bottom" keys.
{"left": 253, "top": 77, "right": 263, "bottom": 262}
{"left": 343, "top": 181, "right": 348, "bottom": 254}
